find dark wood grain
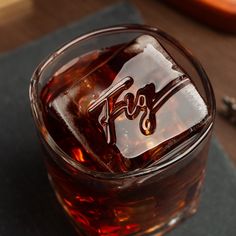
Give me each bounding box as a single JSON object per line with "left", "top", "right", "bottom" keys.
{"left": 0, "top": 0, "right": 235, "bottom": 164}
{"left": 165, "top": 0, "right": 236, "bottom": 33}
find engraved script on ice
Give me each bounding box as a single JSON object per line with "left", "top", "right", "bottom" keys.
{"left": 88, "top": 44, "right": 207, "bottom": 158}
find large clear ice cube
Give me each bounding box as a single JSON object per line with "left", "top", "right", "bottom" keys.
{"left": 51, "top": 34, "right": 208, "bottom": 171}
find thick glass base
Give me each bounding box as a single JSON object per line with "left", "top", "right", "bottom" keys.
{"left": 48, "top": 155, "right": 204, "bottom": 236}
{"left": 71, "top": 204, "right": 198, "bottom": 236}
{"left": 49, "top": 174, "right": 201, "bottom": 236}
{"left": 59, "top": 193, "right": 199, "bottom": 236}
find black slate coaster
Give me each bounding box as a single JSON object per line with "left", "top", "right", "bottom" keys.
{"left": 0, "top": 2, "right": 235, "bottom": 236}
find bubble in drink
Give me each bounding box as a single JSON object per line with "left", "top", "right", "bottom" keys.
{"left": 41, "top": 35, "right": 208, "bottom": 173}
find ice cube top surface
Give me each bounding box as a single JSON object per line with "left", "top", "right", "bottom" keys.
{"left": 41, "top": 35, "right": 208, "bottom": 173}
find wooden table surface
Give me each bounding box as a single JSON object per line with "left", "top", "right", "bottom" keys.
{"left": 0, "top": 0, "right": 235, "bottom": 164}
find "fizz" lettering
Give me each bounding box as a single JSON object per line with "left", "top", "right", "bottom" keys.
{"left": 88, "top": 75, "right": 190, "bottom": 144}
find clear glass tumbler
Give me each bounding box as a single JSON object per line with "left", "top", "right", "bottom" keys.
{"left": 29, "top": 25, "right": 216, "bottom": 235}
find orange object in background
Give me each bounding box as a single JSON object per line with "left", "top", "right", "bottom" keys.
{"left": 166, "top": 0, "right": 236, "bottom": 33}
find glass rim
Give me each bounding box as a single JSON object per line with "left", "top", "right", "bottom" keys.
{"left": 29, "top": 24, "right": 216, "bottom": 179}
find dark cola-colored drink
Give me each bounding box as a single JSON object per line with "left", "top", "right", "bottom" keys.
{"left": 40, "top": 35, "right": 211, "bottom": 235}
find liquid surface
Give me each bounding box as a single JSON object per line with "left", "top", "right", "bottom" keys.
{"left": 41, "top": 35, "right": 208, "bottom": 173}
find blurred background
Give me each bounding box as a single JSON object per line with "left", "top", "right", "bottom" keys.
{"left": 0, "top": 0, "right": 235, "bottom": 164}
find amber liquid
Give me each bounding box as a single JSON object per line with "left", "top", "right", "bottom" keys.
{"left": 40, "top": 43, "right": 210, "bottom": 235}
